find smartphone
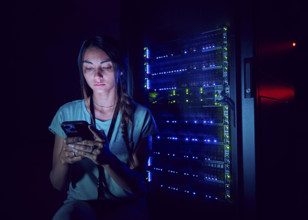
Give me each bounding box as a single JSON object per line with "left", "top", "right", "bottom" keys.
{"left": 61, "top": 121, "right": 94, "bottom": 140}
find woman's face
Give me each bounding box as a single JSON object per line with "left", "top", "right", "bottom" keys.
{"left": 82, "top": 47, "right": 117, "bottom": 94}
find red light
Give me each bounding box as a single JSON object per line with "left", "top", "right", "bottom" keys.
{"left": 292, "top": 42, "right": 296, "bottom": 47}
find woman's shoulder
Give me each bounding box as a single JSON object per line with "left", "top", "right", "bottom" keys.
{"left": 132, "top": 101, "right": 150, "bottom": 112}
{"left": 58, "top": 99, "right": 84, "bottom": 112}
{"left": 131, "top": 101, "right": 154, "bottom": 118}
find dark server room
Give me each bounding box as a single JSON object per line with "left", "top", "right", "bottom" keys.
{"left": 3, "top": 0, "right": 306, "bottom": 219}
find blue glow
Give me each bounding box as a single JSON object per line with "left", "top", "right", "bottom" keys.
{"left": 147, "top": 156, "right": 152, "bottom": 166}
{"left": 157, "top": 136, "right": 160, "bottom": 139}
{"left": 146, "top": 64, "right": 150, "bottom": 73}
{"left": 147, "top": 171, "right": 152, "bottom": 182}
{"left": 146, "top": 79, "right": 150, "bottom": 89}
{"left": 146, "top": 49, "right": 150, "bottom": 59}
{"left": 185, "top": 138, "right": 189, "bottom": 141}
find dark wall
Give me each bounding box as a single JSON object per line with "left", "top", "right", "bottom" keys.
{"left": 3, "top": 0, "right": 306, "bottom": 219}
{"left": 4, "top": 1, "right": 120, "bottom": 219}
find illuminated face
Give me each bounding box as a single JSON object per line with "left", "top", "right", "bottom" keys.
{"left": 82, "top": 47, "right": 118, "bottom": 94}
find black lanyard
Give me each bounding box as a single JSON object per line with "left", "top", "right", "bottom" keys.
{"left": 89, "top": 95, "right": 120, "bottom": 200}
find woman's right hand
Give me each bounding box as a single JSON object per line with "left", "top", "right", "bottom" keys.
{"left": 60, "top": 137, "right": 84, "bottom": 165}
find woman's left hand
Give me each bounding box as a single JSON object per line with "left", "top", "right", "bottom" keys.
{"left": 68, "top": 125, "right": 113, "bottom": 165}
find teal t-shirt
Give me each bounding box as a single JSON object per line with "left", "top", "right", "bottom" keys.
{"left": 49, "top": 99, "right": 158, "bottom": 201}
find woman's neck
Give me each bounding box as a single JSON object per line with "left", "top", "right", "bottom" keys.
{"left": 92, "top": 90, "right": 117, "bottom": 108}
{"left": 87, "top": 91, "right": 118, "bottom": 121}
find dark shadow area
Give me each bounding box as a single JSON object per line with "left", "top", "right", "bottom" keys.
{"left": 3, "top": 0, "right": 307, "bottom": 219}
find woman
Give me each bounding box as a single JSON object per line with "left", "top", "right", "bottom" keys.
{"left": 49, "top": 35, "right": 157, "bottom": 220}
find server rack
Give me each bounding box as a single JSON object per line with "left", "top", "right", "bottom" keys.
{"left": 144, "top": 27, "right": 234, "bottom": 205}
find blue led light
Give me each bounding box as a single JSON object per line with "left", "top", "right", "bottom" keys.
{"left": 146, "top": 64, "right": 150, "bottom": 73}
{"left": 194, "top": 120, "right": 198, "bottom": 124}
{"left": 147, "top": 171, "right": 152, "bottom": 182}
{"left": 147, "top": 156, "right": 152, "bottom": 166}
{"left": 157, "top": 136, "right": 160, "bottom": 139}
{"left": 185, "top": 138, "right": 189, "bottom": 141}
{"left": 146, "top": 48, "right": 150, "bottom": 59}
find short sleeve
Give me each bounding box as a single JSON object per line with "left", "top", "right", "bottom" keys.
{"left": 140, "top": 108, "right": 158, "bottom": 139}
{"left": 48, "top": 106, "right": 67, "bottom": 138}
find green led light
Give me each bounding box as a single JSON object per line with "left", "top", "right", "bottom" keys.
{"left": 225, "top": 56, "right": 228, "bottom": 59}
{"left": 226, "top": 126, "right": 229, "bottom": 130}
{"left": 226, "top": 145, "right": 230, "bottom": 150}
{"left": 173, "top": 90, "right": 176, "bottom": 96}
{"left": 224, "top": 47, "right": 228, "bottom": 51}
{"left": 200, "top": 99, "right": 203, "bottom": 101}
{"left": 215, "top": 94, "right": 218, "bottom": 97}
{"left": 227, "top": 175, "right": 231, "bottom": 179}
{"left": 224, "top": 27, "right": 227, "bottom": 31}
{"left": 225, "top": 106, "right": 229, "bottom": 110}
{"left": 149, "top": 92, "right": 158, "bottom": 98}
{"left": 186, "top": 99, "right": 189, "bottom": 102}
{"left": 227, "top": 195, "right": 231, "bottom": 198}
{"left": 200, "top": 87, "right": 203, "bottom": 93}
{"left": 186, "top": 88, "right": 189, "bottom": 95}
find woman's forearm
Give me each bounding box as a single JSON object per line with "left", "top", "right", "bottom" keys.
{"left": 103, "top": 154, "right": 146, "bottom": 195}
{"left": 50, "top": 158, "right": 70, "bottom": 191}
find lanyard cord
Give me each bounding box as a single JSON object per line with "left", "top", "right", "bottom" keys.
{"left": 90, "top": 95, "right": 120, "bottom": 200}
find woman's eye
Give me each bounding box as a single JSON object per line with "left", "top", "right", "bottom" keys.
{"left": 85, "top": 67, "right": 94, "bottom": 71}
{"left": 102, "top": 66, "right": 112, "bottom": 70}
